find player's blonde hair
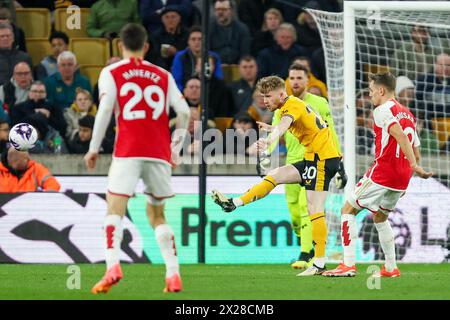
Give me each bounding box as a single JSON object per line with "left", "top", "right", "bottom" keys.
{"left": 256, "top": 76, "right": 285, "bottom": 95}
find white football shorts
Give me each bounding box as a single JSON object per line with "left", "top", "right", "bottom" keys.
{"left": 348, "top": 176, "right": 405, "bottom": 215}
{"left": 107, "top": 157, "right": 174, "bottom": 201}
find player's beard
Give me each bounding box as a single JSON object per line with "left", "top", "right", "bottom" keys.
{"left": 292, "top": 87, "right": 305, "bottom": 98}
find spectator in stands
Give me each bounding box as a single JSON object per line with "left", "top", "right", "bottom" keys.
{"left": 182, "top": 76, "right": 216, "bottom": 127}
{"left": 0, "top": 61, "right": 32, "bottom": 114}
{"left": 228, "top": 55, "right": 257, "bottom": 114}
{"left": 44, "top": 51, "right": 91, "bottom": 110}
{"left": 0, "top": 118, "right": 9, "bottom": 153}
{"left": 390, "top": 25, "right": 442, "bottom": 81}
{"left": 294, "top": 1, "right": 322, "bottom": 54}
{"left": 293, "top": 1, "right": 326, "bottom": 82}
{"left": 11, "top": 80, "right": 66, "bottom": 136}
{"left": 0, "top": 7, "right": 25, "bottom": 52}
{"left": 0, "top": 22, "right": 31, "bottom": 85}
{"left": 416, "top": 52, "right": 450, "bottom": 119}
{"left": 34, "top": 31, "right": 69, "bottom": 81}
{"left": 209, "top": 0, "right": 251, "bottom": 65}
{"left": 64, "top": 88, "right": 97, "bottom": 140}
{"left": 151, "top": 5, "right": 189, "bottom": 70}
{"left": 223, "top": 112, "right": 257, "bottom": 155}
{"left": 67, "top": 114, "right": 95, "bottom": 154}
{"left": 395, "top": 75, "right": 416, "bottom": 110}
{"left": 0, "top": 146, "right": 61, "bottom": 192}
{"left": 177, "top": 80, "right": 215, "bottom": 156}
{"left": 87, "top": 0, "right": 140, "bottom": 39}
{"left": 286, "top": 56, "right": 327, "bottom": 98}
{"left": 238, "top": 0, "right": 282, "bottom": 36}
{"left": 251, "top": 7, "right": 283, "bottom": 57}
{"left": 354, "top": 89, "right": 373, "bottom": 155}
{"left": 247, "top": 89, "right": 272, "bottom": 124}
{"left": 171, "top": 26, "right": 223, "bottom": 91}
{"left": 0, "top": 1, "right": 16, "bottom": 22}
{"left": 183, "top": 76, "right": 201, "bottom": 108}
{"left": 204, "top": 55, "right": 235, "bottom": 117}
{"left": 256, "top": 23, "right": 308, "bottom": 79}
{"left": 0, "top": 103, "right": 7, "bottom": 122}
{"left": 396, "top": 75, "right": 440, "bottom": 154}
{"left": 139, "top": 0, "right": 192, "bottom": 33}
{"left": 23, "top": 113, "right": 68, "bottom": 154}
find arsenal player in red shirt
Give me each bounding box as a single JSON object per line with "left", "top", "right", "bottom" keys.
{"left": 323, "top": 72, "right": 432, "bottom": 278}
{"left": 84, "top": 23, "right": 189, "bottom": 294}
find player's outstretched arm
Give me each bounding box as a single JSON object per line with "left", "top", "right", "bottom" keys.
{"left": 389, "top": 123, "right": 433, "bottom": 179}
{"left": 255, "top": 116, "right": 292, "bottom": 153}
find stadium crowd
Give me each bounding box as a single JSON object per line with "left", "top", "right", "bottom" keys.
{"left": 0, "top": 0, "right": 448, "bottom": 157}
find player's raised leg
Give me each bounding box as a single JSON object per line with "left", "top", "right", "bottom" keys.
{"left": 212, "top": 164, "right": 302, "bottom": 212}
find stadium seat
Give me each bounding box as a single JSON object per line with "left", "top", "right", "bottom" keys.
{"left": 79, "top": 64, "right": 103, "bottom": 86}
{"left": 69, "top": 38, "right": 110, "bottom": 66}
{"left": 111, "top": 38, "right": 121, "bottom": 58}
{"left": 54, "top": 8, "right": 90, "bottom": 38}
{"left": 214, "top": 117, "right": 234, "bottom": 133}
{"left": 15, "top": 8, "right": 51, "bottom": 38}
{"left": 26, "top": 38, "right": 51, "bottom": 65}
{"left": 222, "top": 64, "right": 240, "bottom": 84}
{"left": 431, "top": 117, "right": 450, "bottom": 148}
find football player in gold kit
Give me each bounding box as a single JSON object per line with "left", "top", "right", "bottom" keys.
{"left": 212, "top": 75, "right": 341, "bottom": 276}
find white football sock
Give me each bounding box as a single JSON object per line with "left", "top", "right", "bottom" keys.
{"left": 155, "top": 224, "right": 180, "bottom": 278}
{"left": 232, "top": 197, "right": 243, "bottom": 207}
{"left": 375, "top": 220, "right": 397, "bottom": 272}
{"left": 104, "top": 214, "right": 123, "bottom": 270}
{"left": 342, "top": 214, "right": 357, "bottom": 267}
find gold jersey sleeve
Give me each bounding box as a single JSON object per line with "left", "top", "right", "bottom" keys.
{"left": 279, "top": 96, "right": 340, "bottom": 161}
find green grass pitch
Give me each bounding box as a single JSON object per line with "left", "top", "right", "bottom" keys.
{"left": 0, "top": 264, "right": 448, "bottom": 300}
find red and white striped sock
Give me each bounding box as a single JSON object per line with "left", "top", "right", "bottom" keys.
{"left": 342, "top": 214, "right": 357, "bottom": 267}
{"left": 104, "top": 214, "right": 123, "bottom": 270}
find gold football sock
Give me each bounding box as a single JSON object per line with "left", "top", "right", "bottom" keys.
{"left": 239, "top": 176, "right": 277, "bottom": 205}
{"left": 310, "top": 212, "right": 327, "bottom": 258}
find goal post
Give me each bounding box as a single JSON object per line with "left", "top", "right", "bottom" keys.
{"left": 308, "top": 1, "right": 450, "bottom": 263}
{"left": 343, "top": 1, "right": 450, "bottom": 195}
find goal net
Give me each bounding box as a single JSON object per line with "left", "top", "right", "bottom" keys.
{"left": 308, "top": 1, "right": 450, "bottom": 263}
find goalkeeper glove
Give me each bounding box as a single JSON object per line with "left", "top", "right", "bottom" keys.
{"left": 335, "top": 160, "right": 348, "bottom": 189}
